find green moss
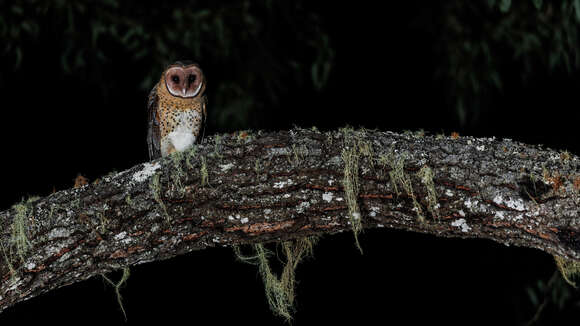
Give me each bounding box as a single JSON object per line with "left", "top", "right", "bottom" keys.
{"left": 339, "top": 127, "right": 381, "bottom": 252}
{"left": 71, "top": 198, "right": 80, "bottom": 209}
{"left": 213, "top": 134, "right": 223, "bottom": 159}
{"left": 555, "top": 255, "right": 580, "bottom": 287}
{"left": 200, "top": 156, "right": 209, "bottom": 187}
{"left": 233, "top": 237, "right": 318, "bottom": 322}
{"left": 1, "top": 198, "right": 36, "bottom": 277}
{"left": 11, "top": 201, "right": 32, "bottom": 262}
{"left": 381, "top": 149, "right": 424, "bottom": 222}
{"left": 0, "top": 240, "right": 16, "bottom": 278}
{"left": 26, "top": 196, "right": 41, "bottom": 204}
{"left": 185, "top": 145, "right": 197, "bottom": 170}
{"left": 254, "top": 158, "right": 262, "bottom": 176}
{"left": 125, "top": 195, "right": 133, "bottom": 207}
{"left": 417, "top": 165, "right": 438, "bottom": 219}
{"left": 341, "top": 144, "right": 363, "bottom": 253}
{"left": 102, "top": 267, "right": 131, "bottom": 320}
{"left": 326, "top": 132, "right": 334, "bottom": 146}
{"left": 170, "top": 151, "right": 185, "bottom": 192}
{"left": 561, "top": 150, "right": 571, "bottom": 161}
{"left": 286, "top": 144, "right": 308, "bottom": 167}
{"left": 97, "top": 211, "right": 109, "bottom": 233}
{"left": 150, "top": 172, "right": 169, "bottom": 221}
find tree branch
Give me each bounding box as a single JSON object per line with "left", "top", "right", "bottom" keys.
{"left": 1, "top": 127, "right": 579, "bottom": 313}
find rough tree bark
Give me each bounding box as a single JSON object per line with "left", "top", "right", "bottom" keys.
{"left": 1, "top": 127, "right": 579, "bottom": 313}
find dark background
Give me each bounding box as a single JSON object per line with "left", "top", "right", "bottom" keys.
{"left": 1, "top": 1, "right": 580, "bottom": 324}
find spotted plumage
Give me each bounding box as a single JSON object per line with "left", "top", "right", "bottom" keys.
{"left": 147, "top": 61, "right": 207, "bottom": 159}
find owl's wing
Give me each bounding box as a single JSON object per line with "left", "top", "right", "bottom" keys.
{"left": 147, "top": 84, "right": 162, "bottom": 160}
{"left": 198, "top": 95, "right": 208, "bottom": 144}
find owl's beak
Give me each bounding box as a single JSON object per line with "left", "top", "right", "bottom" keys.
{"left": 182, "top": 88, "right": 187, "bottom": 97}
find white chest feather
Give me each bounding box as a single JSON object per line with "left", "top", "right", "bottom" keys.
{"left": 161, "top": 110, "right": 202, "bottom": 156}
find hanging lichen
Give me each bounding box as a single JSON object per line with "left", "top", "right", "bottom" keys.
{"left": 233, "top": 237, "right": 318, "bottom": 322}
{"left": 417, "top": 165, "right": 438, "bottom": 219}
{"left": 341, "top": 144, "right": 363, "bottom": 253}
{"left": 150, "top": 172, "right": 169, "bottom": 221}
{"left": 102, "top": 267, "right": 131, "bottom": 321}
{"left": 11, "top": 200, "right": 33, "bottom": 262}
{"left": 200, "top": 156, "right": 209, "bottom": 187}
{"left": 554, "top": 255, "right": 580, "bottom": 287}
{"left": 381, "top": 149, "right": 424, "bottom": 222}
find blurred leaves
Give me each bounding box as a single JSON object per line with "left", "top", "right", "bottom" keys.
{"left": 0, "top": 0, "right": 333, "bottom": 131}
{"left": 432, "top": 0, "right": 580, "bottom": 126}
{"left": 525, "top": 271, "right": 580, "bottom": 324}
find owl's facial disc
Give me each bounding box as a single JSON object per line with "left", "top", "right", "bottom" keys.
{"left": 165, "top": 66, "right": 204, "bottom": 98}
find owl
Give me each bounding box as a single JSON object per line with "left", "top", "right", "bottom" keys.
{"left": 147, "top": 61, "right": 207, "bottom": 160}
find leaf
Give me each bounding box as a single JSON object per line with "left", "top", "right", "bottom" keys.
{"left": 490, "top": 71, "right": 503, "bottom": 90}
{"left": 14, "top": 47, "right": 22, "bottom": 70}
{"left": 11, "top": 5, "right": 23, "bottom": 15}
{"left": 575, "top": 0, "right": 580, "bottom": 22}
{"left": 456, "top": 97, "right": 466, "bottom": 127}
{"left": 549, "top": 51, "right": 560, "bottom": 70}
{"left": 526, "top": 287, "right": 539, "bottom": 307}
{"left": 499, "top": 0, "right": 511, "bottom": 13}
{"left": 532, "top": 0, "right": 542, "bottom": 10}
{"left": 91, "top": 23, "right": 107, "bottom": 47}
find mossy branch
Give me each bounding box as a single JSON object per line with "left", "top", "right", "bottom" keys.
{"left": 1, "top": 128, "right": 580, "bottom": 315}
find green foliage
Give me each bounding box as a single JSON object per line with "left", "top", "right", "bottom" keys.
{"left": 432, "top": 0, "right": 580, "bottom": 126}
{"left": 525, "top": 269, "right": 580, "bottom": 325}
{"left": 0, "top": 0, "right": 333, "bottom": 131}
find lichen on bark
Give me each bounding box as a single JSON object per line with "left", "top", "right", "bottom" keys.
{"left": 1, "top": 127, "right": 580, "bottom": 316}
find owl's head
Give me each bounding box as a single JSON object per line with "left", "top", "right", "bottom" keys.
{"left": 163, "top": 61, "right": 205, "bottom": 98}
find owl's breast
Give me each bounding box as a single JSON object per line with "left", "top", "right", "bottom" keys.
{"left": 161, "top": 109, "right": 202, "bottom": 155}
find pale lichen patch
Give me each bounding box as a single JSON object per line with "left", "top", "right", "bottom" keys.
{"left": 274, "top": 179, "right": 294, "bottom": 189}
{"left": 114, "top": 232, "right": 127, "bottom": 241}
{"left": 451, "top": 218, "right": 471, "bottom": 232}
{"left": 493, "top": 195, "right": 525, "bottom": 211}
{"left": 48, "top": 227, "right": 73, "bottom": 240}
{"left": 220, "top": 163, "right": 235, "bottom": 172}
{"left": 132, "top": 162, "right": 161, "bottom": 183}
{"left": 322, "top": 192, "right": 334, "bottom": 202}
{"left": 464, "top": 198, "right": 478, "bottom": 209}
{"left": 296, "top": 201, "right": 311, "bottom": 213}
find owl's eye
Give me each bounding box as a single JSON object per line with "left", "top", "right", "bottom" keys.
{"left": 171, "top": 75, "right": 180, "bottom": 83}
{"left": 188, "top": 74, "right": 197, "bottom": 84}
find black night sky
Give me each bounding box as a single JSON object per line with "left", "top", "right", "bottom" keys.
{"left": 1, "top": 1, "right": 580, "bottom": 325}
